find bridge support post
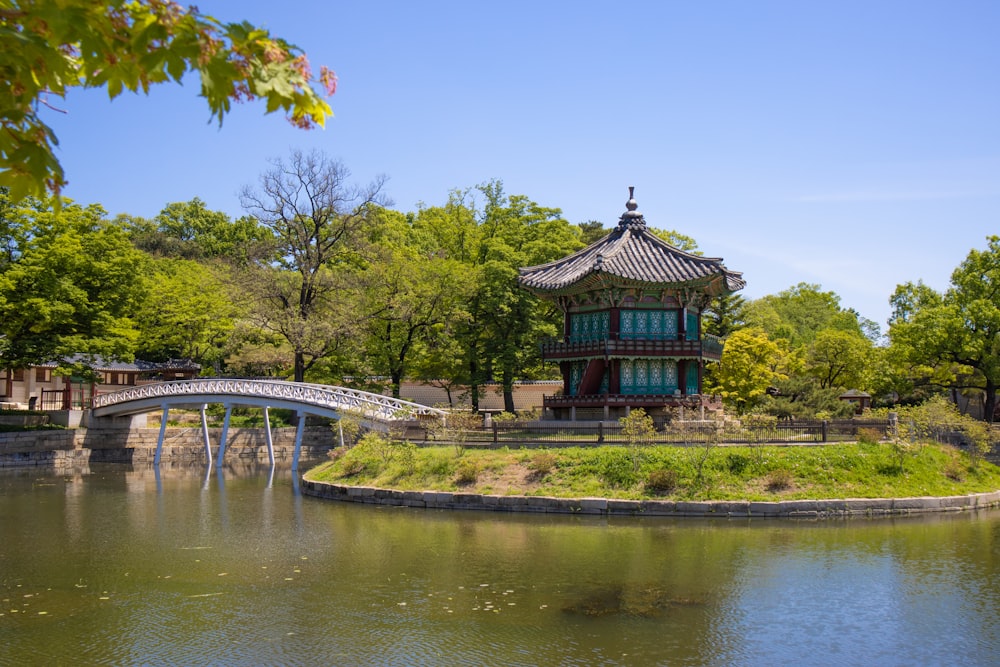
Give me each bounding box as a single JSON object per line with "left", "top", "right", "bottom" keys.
{"left": 200, "top": 404, "right": 212, "bottom": 467}
{"left": 263, "top": 406, "right": 275, "bottom": 466}
{"left": 292, "top": 415, "right": 305, "bottom": 472}
{"left": 154, "top": 405, "right": 169, "bottom": 465}
{"left": 218, "top": 404, "right": 233, "bottom": 464}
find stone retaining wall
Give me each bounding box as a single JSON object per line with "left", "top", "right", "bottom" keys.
{"left": 300, "top": 477, "right": 1000, "bottom": 519}
{"left": 0, "top": 427, "right": 335, "bottom": 468}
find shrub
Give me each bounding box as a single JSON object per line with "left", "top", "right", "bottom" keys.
{"left": 454, "top": 459, "right": 478, "bottom": 485}
{"left": 945, "top": 460, "right": 967, "bottom": 482}
{"left": 327, "top": 446, "right": 349, "bottom": 461}
{"left": 765, "top": 469, "right": 793, "bottom": 492}
{"left": 726, "top": 452, "right": 751, "bottom": 475}
{"left": 857, "top": 428, "right": 882, "bottom": 446}
{"left": 597, "top": 449, "right": 638, "bottom": 488}
{"left": 645, "top": 468, "right": 678, "bottom": 496}
{"left": 528, "top": 451, "right": 557, "bottom": 479}
{"left": 340, "top": 458, "right": 366, "bottom": 477}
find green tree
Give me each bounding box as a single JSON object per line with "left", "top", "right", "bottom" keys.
{"left": 361, "top": 208, "right": 469, "bottom": 398}
{"left": 703, "top": 292, "right": 746, "bottom": 339}
{"left": 1, "top": 0, "right": 335, "bottom": 199}
{"left": 126, "top": 198, "right": 273, "bottom": 263}
{"left": 239, "top": 150, "right": 387, "bottom": 382}
{"left": 806, "top": 328, "right": 872, "bottom": 390}
{"left": 466, "top": 180, "right": 582, "bottom": 412}
{"left": 0, "top": 195, "right": 146, "bottom": 371}
{"left": 648, "top": 228, "right": 699, "bottom": 253}
{"left": 708, "top": 327, "right": 788, "bottom": 415}
{"left": 888, "top": 237, "right": 1000, "bottom": 422}
{"left": 744, "top": 282, "right": 863, "bottom": 348}
{"left": 133, "top": 258, "right": 241, "bottom": 370}
{"left": 576, "top": 220, "right": 606, "bottom": 245}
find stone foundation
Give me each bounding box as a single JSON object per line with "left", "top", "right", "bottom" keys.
{"left": 0, "top": 426, "right": 335, "bottom": 468}
{"left": 300, "top": 477, "right": 1000, "bottom": 519}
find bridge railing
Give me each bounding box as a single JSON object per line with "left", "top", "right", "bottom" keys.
{"left": 91, "top": 379, "right": 447, "bottom": 422}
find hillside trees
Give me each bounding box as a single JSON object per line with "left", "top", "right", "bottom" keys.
{"left": 1, "top": 0, "right": 335, "bottom": 199}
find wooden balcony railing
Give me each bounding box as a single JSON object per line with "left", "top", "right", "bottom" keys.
{"left": 540, "top": 333, "right": 724, "bottom": 360}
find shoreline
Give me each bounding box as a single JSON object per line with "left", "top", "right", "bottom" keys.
{"left": 300, "top": 474, "right": 1000, "bottom": 519}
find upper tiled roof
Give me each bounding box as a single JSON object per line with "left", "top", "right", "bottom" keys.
{"left": 519, "top": 189, "right": 745, "bottom": 296}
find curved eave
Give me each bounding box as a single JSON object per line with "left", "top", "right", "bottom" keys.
{"left": 519, "top": 224, "right": 744, "bottom": 296}
{"left": 521, "top": 270, "right": 745, "bottom": 301}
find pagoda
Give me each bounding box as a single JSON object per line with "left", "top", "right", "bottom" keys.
{"left": 518, "top": 188, "right": 745, "bottom": 421}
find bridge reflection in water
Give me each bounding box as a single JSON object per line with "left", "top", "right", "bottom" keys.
{"left": 91, "top": 379, "right": 447, "bottom": 470}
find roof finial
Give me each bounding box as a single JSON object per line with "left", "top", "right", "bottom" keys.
{"left": 619, "top": 185, "right": 645, "bottom": 228}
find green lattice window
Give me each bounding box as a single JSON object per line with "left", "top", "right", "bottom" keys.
{"left": 620, "top": 309, "right": 679, "bottom": 340}
{"left": 619, "top": 359, "right": 679, "bottom": 395}
{"left": 569, "top": 311, "right": 610, "bottom": 342}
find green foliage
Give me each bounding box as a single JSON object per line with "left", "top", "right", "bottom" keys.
{"left": 134, "top": 258, "right": 240, "bottom": 368}
{"left": 0, "top": 0, "right": 334, "bottom": 200}
{"left": 888, "top": 237, "right": 1000, "bottom": 422}
{"left": 239, "top": 150, "right": 388, "bottom": 382}
{"left": 595, "top": 448, "right": 639, "bottom": 488}
{"left": 857, "top": 428, "right": 883, "bottom": 446}
{"left": 744, "top": 282, "right": 866, "bottom": 348}
{"left": 334, "top": 413, "right": 362, "bottom": 447}
{"left": 620, "top": 408, "right": 655, "bottom": 472}
{"left": 644, "top": 468, "right": 678, "bottom": 495}
{"left": 806, "top": 328, "right": 873, "bottom": 390}
{"left": 527, "top": 451, "right": 558, "bottom": 478}
{"left": 647, "top": 228, "right": 700, "bottom": 253}
{"left": 0, "top": 194, "right": 146, "bottom": 370}
{"left": 709, "top": 328, "right": 788, "bottom": 415}
{"left": 454, "top": 458, "right": 478, "bottom": 485}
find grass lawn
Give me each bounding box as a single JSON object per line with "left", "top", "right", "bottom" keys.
{"left": 306, "top": 439, "right": 1000, "bottom": 502}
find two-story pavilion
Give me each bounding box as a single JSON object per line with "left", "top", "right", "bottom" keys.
{"left": 518, "top": 189, "right": 745, "bottom": 421}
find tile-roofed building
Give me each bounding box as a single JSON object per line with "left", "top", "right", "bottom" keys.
{"left": 518, "top": 188, "right": 744, "bottom": 421}
{"left": 2, "top": 356, "right": 200, "bottom": 410}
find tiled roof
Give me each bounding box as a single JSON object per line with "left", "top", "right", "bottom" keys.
{"left": 519, "top": 190, "right": 745, "bottom": 296}
{"left": 39, "top": 355, "right": 201, "bottom": 373}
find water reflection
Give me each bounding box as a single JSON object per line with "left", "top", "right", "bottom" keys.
{"left": 0, "top": 464, "right": 998, "bottom": 666}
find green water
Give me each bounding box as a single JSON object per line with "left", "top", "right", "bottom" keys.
{"left": 1, "top": 463, "right": 998, "bottom": 666}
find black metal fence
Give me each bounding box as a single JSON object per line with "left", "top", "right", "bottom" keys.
{"left": 421, "top": 418, "right": 894, "bottom": 447}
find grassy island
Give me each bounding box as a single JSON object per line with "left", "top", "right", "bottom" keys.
{"left": 307, "top": 436, "right": 1000, "bottom": 503}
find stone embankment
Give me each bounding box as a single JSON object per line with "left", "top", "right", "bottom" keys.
{"left": 0, "top": 427, "right": 334, "bottom": 468}
{"left": 300, "top": 477, "right": 1000, "bottom": 519}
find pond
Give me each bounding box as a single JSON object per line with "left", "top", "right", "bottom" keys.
{"left": 1, "top": 463, "right": 998, "bottom": 666}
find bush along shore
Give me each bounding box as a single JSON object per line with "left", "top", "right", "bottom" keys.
{"left": 304, "top": 429, "right": 1000, "bottom": 514}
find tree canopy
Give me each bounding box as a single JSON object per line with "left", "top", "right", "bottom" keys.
{"left": 1, "top": 0, "right": 335, "bottom": 199}
{"left": 0, "top": 192, "right": 146, "bottom": 372}
{"left": 888, "top": 236, "right": 1000, "bottom": 422}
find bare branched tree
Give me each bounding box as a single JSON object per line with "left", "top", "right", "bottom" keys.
{"left": 239, "top": 150, "right": 389, "bottom": 382}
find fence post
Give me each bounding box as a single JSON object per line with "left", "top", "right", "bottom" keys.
{"left": 822, "top": 420, "right": 828, "bottom": 442}
{"left": 493, "top": 421, "right": 499, "bottom": 444}
{"left": 597, "top": 421, "right": 604, "bottom": 443}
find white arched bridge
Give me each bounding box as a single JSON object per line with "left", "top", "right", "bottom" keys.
{"left": 91, "top": 379, "right": 447, "bottom": 470}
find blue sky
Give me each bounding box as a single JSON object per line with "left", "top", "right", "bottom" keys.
{"left": 43, "top": 1, "right": 999, "bottom": 331}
